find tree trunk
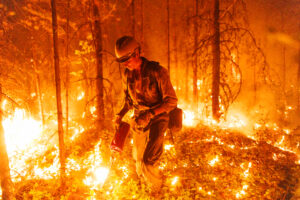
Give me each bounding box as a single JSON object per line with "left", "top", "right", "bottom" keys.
{"left": 174, "top": 33, "right": 179, "bottom": 92}
{"left": 65, "top": 0, "right": 70, "bottom": 137}
{"left": 297, "top": 38, "right": 300, "bottom": 111}
{"left": 185, "top": 50, "right": 189, "bottom": 101}
{"left": 0, "top": 85, "right": 14, "bottom": 200}
{"left": 211, "top": 0, "right": 220, "bottom": 121}
{"left": 92, "top": 0, "right": 105, "bottom": 128}
{"left": 253, "top": 62, "right": 257, "bottom": 105}
{"left": 140, "top": 0, "right": 144, "bottom": 46}
{"left": 33, "top": 66, "right": 45, "bottom": 127}
{"left": 131, "top": 0, "right": 135, "bottom": 37}
{"left": 167, "top": 0, "right": 170, "bottom": 72}
{"left": 50, "top": 0, "right": 66, "bottom": 187}
{"left": 193, "top": 0, "right": 198, "bottom": 109}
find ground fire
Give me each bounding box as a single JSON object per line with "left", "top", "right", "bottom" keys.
{"left": 0, "top": 0, "right": 300, "bottom": 199}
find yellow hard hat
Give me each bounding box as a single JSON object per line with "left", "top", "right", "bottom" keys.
{"left": 115, "top": 36, "right": 140, "bottom": 63}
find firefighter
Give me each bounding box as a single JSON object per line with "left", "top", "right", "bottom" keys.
{"left": 114, "top": 36, "right": 178, "bottom": 195}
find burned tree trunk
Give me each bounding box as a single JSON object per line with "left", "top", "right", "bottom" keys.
{"left": 131, "top": 0, "right": 135, "bottom": 37}
{"left": 185, "top": 50, "right": 190, "bottom": 101}
{"left": 91, "top": 0, "right": 105, "bottom": 128}
{"left": 65, "top": 0, "right": 70, "bottom": 137}
{"left": 50, "top": 0, "right": 66, "bottom": 187}
{"left": 193, "top": 0, "right": 199, "bottom": 109}
{"left": 211, "top": 0, "right": 220, "bottom": 121}
{"left": 0, "top": 85, "right": 14, "bottom": 200}
{"left": 167, "top": 0, "right": 170, "bottom": 72}
{"left": 297, "top": 40, "right": 300, "bottom": 111}
{"left": 33, "top": 66, "right": 45, "bottom": 127}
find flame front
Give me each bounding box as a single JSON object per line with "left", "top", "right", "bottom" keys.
{"left": 3, "top": 108, "right": 43, "bottom": 155}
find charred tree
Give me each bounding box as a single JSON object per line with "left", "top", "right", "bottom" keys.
{"left": 65, "top": 0, "right": 70, "bottom": 137}
{"left": 32, "top": 63, "right": 45, "bottom": 127}
{"left": 50, "top": 0, "right": 66, "bottom": 187}
{"left": 91, "top": 0, "right": 105, "bottom": 129}
{"left": 193, "top": 0, "right": 199, "bottom": 109}
{"left": 211, "top": 0, "right": 220, "bottom": 120}
{"left": 131, "top": 0, "right": 135, "bottom": 37}
{"left": 140, "top": 0, "right": 144, "bottom": 46}
{"left": 167, "top": 0, "right": 170, "bottom": 72}
{"left": 185, "top": 50, "right": 190, "bottom": 101}
{"left": 298, "top": 37, "right": 300, "bottom": 111}
{"left": 0, "top": 86, "right": 14, "bottom": 200}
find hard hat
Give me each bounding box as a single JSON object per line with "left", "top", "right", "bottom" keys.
{"left": 115, "top": 36, "right": 140, "bottom": 63}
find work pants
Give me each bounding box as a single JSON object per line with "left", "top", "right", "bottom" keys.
{"left": 132, "top": 119, "right": 168, "bottom": 192}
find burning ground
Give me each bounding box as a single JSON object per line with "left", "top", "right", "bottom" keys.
{"left": 2, "top": 108, "right": 300, "bottom": 199}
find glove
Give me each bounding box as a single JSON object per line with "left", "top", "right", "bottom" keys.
{"left": 135, "top": 109, "right": 154, "bottom": 127}
{"left": 113, "top": 115, "right": 123, "bottom": 129}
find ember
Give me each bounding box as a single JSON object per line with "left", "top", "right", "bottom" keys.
{"left": 0, "top": 0, "right": 299, "bottom": 199}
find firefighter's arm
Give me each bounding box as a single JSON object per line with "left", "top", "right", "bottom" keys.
{"left": 115, "top": 70, "right": 133, "bottom": 124}
{"left": 151, "top": 66, "right": 178, "bottom": 116}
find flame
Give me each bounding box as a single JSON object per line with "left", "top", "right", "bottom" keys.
{"left": 85, "top": 167, "right": 109, "bottom": 187}
{"left": 3, "top": 108, "right": 43, "bottom": 155}
{"left": 209, "top": 156, "right": 219, "bottom": 166}
{"left": 171, "top": 176, "right": 179, "bottom": 185}
{"left": 164, "top": 144, "right": 174, "bottom": 151}
{"left": 183, "top": 110, "right": 196, "bottom": 127}
{"left": 90, "top": 106, "right": 96, "bottom": 114}
{"left": 77, "top": 92, "right": 85, "bottom": 100}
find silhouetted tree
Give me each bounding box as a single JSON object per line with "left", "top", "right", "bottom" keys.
{"left": 211, "top": 0, "right": 221, "bottom": 120}
{"left": 91, "top": 0, "right": 105, "bottom": 128}
{"left": 50, "top": 0, "right": 66, "bottom": 188}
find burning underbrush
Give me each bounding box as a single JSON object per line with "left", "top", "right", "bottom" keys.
{"left": 2, "top": 108, "right": 300, "bottom": 199}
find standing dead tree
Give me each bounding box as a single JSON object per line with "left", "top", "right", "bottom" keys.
{"left": 192, "top": 0, "right": 270, "bottom": 119}
{"left": 91, "top": 0, "right": 105, "bottom": 129}
{"left": 50, "top": 0, "right": 66, "bottom": 189}
{"left": 211, "top": 0, "right": 221, "bottom": 120}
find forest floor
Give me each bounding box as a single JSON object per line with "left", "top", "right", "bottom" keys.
{"left": 12, "top": 123, "right": 300, "bottom": 200}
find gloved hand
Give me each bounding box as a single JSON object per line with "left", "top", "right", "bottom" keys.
{"left": 135, "top": 110, "right": 154, "bottom": 127}
{"left": 113, "top": 115, "right": 123, "bottom": 129}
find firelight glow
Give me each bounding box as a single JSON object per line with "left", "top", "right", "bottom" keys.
{"left": 171, "top": 176, "right": 179, "bottom": 185}
{"left": 77, "top": 91, "right": 85, "bottom": 100}
{"left": 3, "top": 108, "right": 43, "bottom": 155}
{"left": 84, "top": 167, "right": 110, "bottom": 188}
{"left": 183, "top": 110, "right": 196, "bottom": 127}
{"left": 209, "top": 156, "right": 219, "bottom": 166}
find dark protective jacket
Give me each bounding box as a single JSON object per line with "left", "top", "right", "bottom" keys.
{"left": 117, "top": 57, "right": 178, "bottom": 123}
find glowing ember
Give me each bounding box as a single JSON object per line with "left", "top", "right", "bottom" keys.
{"left": 171, "top": 176, "right": 179, "bottom": 185}
{"left": 209, "top": 156, "right": 219, "bottom": 166}
{"left": 254, "top": 123, "right": 262, "bottom": 129}
{"left": 2, "top": 99, "right": 7, "bottom": 109}
{"left": 77, "top": 92, "right": 85, "bottom": 100}
{"left": 236, "top": 191, "right": 246, "bottom": 198}
{"left": 283, "top": 129, "right": 290, "bottom": 134}
{"left": 241, "top": 162, "right": 252, "bottom": 178}
{"left": 243, "top": 185, "right": 249, "bottom": 190}
{"left": 164, "top": 144, "right": 174, "bottom": 150}
{"left": 273, "top": 153, "right": 278, "bottom": 161}
{"left": 278, "top": 136, "right": 285, "bottom": 145}
{"left": 90, "top": 106, "right": 96, "bottom": 114}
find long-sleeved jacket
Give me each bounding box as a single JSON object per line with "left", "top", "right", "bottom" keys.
{"left": 117, "top": 57, "right": 178, "bottom": 122}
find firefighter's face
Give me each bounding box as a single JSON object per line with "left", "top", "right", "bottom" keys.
{"left": 122, "top": 50, "right": 140, "bottom": 70}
